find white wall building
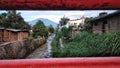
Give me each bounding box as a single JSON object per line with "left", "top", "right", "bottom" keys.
{"left": 66, "top": 16, "right": 85, "bottom": 28}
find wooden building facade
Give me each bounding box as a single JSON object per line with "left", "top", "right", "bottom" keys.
{"left": 0, "top": 28, "right": 28, "bottom": 43}
{"left": 91, "top": 11, "right": 120, "bottom": 34}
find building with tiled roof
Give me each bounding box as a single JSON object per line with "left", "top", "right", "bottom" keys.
{"left": 0, "top": 27, "right": 28, "bottom": 43}
{"left": 91, "top": 10, "right": 120, "bottom": 34}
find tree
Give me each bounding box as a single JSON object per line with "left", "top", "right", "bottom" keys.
{"left": 59, "top": 16, "right": 69, "bottom": 26}
{"left": 61, "top": 27, "right": 72, "bottom": 39}
{"left": 33, "top": 20, "right": 48, "bottom": 38}
{"left": 0, "top": 10, "right": 31, "bottom": 30}
{"left": 0, "top": 13, "right": 7, "bottom": 26}
{"left": 84, "top": 17, "right": 93, "bottom": 32}
{"left": 47, "top": 25, "right": 54, "bottom": 34}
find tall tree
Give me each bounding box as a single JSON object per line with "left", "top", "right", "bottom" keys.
{"left": 84, "top": 17, "right": 93, "bottom": 32}
{"left": 47, "top": 25, "right": 54, "bottom": 34}
{"left": 0, "top": 13, "right": 7, "bottom": 27}
{"left": 0, "top": 10, "right": 30, "bottom": 30}
{"left": 33, "top": 20, "right": 48, "bottom": 38}
{"left": 59, "top": 16, "right": 69, "bottom": 26}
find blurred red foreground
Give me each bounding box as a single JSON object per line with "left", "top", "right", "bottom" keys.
{"left": 0, "top": 57, "right": 120, "bottom": 68}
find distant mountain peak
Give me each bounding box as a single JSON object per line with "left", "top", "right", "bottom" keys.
{"left": 29, "top": 18, "right": 58, "bottom": 28}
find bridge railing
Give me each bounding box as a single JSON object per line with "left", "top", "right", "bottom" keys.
{"left": 0, "top": 57, "right": 120, "bottom": 68}
{"left": 0, "top": 0, "right": 119, "bottom": 10}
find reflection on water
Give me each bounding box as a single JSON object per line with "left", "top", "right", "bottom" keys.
{"left": 25, "top": 34, "right": 55, "bottom": 58}
{"left": 46, "top": 34, "right": 55, "bottom": 58}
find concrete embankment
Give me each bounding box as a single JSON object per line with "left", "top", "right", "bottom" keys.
{"left": 0, "top": 38, "right": 46, "bottom": 59}
{"left": 26, "top": 34, "right": 55, "bottom": 58}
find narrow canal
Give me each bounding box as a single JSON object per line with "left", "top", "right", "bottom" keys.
{"left": 26, "top": 34, "right": 55, "bottom": 59}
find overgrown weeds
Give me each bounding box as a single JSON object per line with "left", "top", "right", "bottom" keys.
{"left": 51, "top": 30, "right": 62, "bottom": 57}
{"left": 52, "top": 31, "right": 120, "bottom": 57}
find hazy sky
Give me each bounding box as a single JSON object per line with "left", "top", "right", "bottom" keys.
{"left": 0, "top": 10, "right": 116, "bottom": 23}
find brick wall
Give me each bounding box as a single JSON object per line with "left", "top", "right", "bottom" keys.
{"left": 0, "top": 30, "right": 3, "bottom": 43}
{"left": 0, "top": 29, "right": 29, "bottom": 43}
{"left": 108, "top": 14, "right": 120, "bottom": 31}
{"left": 18, "top": 32, "right": 28, "bottom": 41}
{"left": 92, "top": 21, "right": 103, "bottom": 34}
{"left": 92, "top": 14, "right": 120, "bottom": 34}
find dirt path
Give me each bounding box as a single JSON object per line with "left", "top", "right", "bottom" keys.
{"left": 26, "top": 34, "right": 55, "bottom": 59}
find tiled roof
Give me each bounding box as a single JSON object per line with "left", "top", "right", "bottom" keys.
{"left": 0, "top": 28, "right": 27, "bottom": 32}
{"left": 69, "top": 16, "right": 85, "bottom": 21}
{"left": 91, "top": 10, "right": 120, "bottom": 22}
{"left": 7, "top": 29, "right": 22, "bottom": 32}
{"left": 0, "top": 27, "right": 5, "bottom": 29}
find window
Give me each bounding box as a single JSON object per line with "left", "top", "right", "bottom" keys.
{"left": 94, "top": 22, "right": 98, "bottom": 26}
{"left": 103, "top": 20, "right": 108, "bottom": 24}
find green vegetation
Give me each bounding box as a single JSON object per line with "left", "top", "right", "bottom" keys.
{"left": 51, "top": 30, "right": 62, "bottom": 57}
{"left": 52, "top": 31, "right": 120, "bottom": 57}
{"left": 0, "top": 10, "right": 30, "bottom": 30}
{"left": 33, "top": 20, "right": 48, "bottom": 38}
{"left": 59, "top": 16, "right": 69, "bottom": 26}
{"left": 61, "top": 27, "right": 72, "bottom": 43}
{"left": 84, "top": 17, "right": 92, "bottom": 32}
{"left": 47, "top": 25, "right": 54, "bottom": 35}
{"left": 26, "top": 31, "right": 34, "bottom": 41}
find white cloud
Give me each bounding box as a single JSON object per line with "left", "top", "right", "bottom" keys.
{"left": 35, "top": 15, "right": 63, "bottom": 23}
{"left": 65, "top": 11, "right": 85, "bottom": 16}
{"left": 17, "top": 11, "right": 68, "bottom": 23}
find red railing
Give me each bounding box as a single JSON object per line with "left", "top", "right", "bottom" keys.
{"left": 0, "top": 57, "right": 120, "bottom": 68}
{"left": 0, "top": 0, "right": 120, "bottom": 10}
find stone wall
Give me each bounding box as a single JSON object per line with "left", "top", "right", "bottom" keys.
{"left": 0, "top": 38, "right": 46, "bottom": 59}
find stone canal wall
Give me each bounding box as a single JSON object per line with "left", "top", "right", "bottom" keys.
{"left": 0, "top": 38, "right": 46, "bottom": 59}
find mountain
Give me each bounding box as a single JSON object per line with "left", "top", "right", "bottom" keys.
{"left": 28, "top": 18, "right": 58, "bottom": 28}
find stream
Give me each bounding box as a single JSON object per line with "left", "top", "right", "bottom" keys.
{"left": 26, "top": 34, "right": 55, "bottom": 59}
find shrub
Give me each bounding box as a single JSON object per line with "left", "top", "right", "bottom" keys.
{"left": 33, "top": 20, "right": 48, "bottom": 38}
{"left": 58, "top": 31, "right": 120, "bottom": 57}
{"left": 72, "top": 32, "right": 92, "bottom": 42}
{"left": 61, "top": 27, "right": 72, "bottom": 43}
{"left": 51, "top": 30, "right": 61, "bottom": 57}
{"left": 61, "top": 27, "right": 72, "bottom": 38}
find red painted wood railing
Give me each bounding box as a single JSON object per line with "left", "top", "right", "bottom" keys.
{"left": 0, "top": 0, "right": 120, "bottom": 10}
{"left": 0, "top": 57, "right": 120, "bottom": 68}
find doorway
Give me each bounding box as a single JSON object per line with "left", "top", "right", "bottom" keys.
{"left": 102, "top": 20, "right": 107, "bottom": 33}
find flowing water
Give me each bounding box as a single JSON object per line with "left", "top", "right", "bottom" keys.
{"left": 26, "top": 34, "right": 55, "bottom": 59}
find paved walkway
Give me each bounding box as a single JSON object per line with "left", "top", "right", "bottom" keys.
{"left": 26, "top": 34, "right": 55, "bottom": 59}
